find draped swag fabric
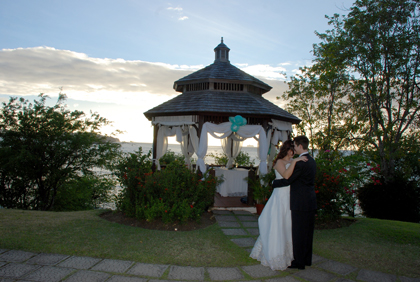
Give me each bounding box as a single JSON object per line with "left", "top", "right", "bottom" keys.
{"left": 196, "top": 122, "right": 268, "bottom": 175}
{"left": 153, "top": 119, "right": 292, "bottom": 176}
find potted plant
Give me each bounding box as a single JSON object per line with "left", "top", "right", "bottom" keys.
{"left": 247, "top": 170, "right": 275, "bottom": 215}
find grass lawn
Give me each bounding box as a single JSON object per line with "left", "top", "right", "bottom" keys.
{"left": 0, "top": 209, "right": 254, "bottom": 267}
{"left": 314, "top": 217, "right": 420, "bottom": 278}
{"left": 1, "top": 209, "right": 419, "bottom": 277}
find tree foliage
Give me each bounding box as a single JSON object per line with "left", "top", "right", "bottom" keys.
{"left": 280, "top": 0, "right": 420, "bottom": 182}
{"left": 0, "top": 94, "right": 121, "bottom": 210}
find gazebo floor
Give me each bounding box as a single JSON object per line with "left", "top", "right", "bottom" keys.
{"left": 213, "top": 193, "right": 253, "bottom": 208}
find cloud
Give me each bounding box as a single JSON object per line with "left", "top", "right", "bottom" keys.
{"left": 166, "top": 5, "right": 188, "bottom": 21}
{"left": 0, "top": 47, "right": 198, "bottom": 104}
{"left": 0, "top": 47, "right": 295, "bottom": 142}
{"left": 235, "top": 63, "right": 287, "bottom": 81}
{"left": 167, "top": 6, "right": 183, "bottom": 11}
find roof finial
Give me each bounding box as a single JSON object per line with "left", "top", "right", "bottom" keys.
{"left": 221, "top": 37, "right": 223, "bottom": 43}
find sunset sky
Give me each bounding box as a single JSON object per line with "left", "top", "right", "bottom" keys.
{"left": 0, "top": 0, "right": 354, "bottom": 144}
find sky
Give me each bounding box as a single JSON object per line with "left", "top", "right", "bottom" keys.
{"left": 0, "top": 0, "right": 355, "bottom": 145}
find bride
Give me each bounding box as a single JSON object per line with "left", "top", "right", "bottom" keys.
{"left": 250, "top": 139, "right": 307, "bottom": 270}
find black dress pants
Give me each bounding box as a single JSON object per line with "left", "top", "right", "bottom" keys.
{"left": 291, "top": 210, "right": 316, "bottom": 266}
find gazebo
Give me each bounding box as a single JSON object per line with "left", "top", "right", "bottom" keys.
{"left": 144, "top": 38, "right": 300, "bottom": 176}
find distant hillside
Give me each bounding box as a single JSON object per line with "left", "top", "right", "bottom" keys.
{"left": 99, "top": 135, "right": 120, "bottom": 143}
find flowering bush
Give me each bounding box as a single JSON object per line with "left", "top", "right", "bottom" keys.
{"left": 357, "top": 175, "right": 420, "bottom": 222}
{"left": 314, "top": 150, "right": 366, "bottom": 221}
{"left": 357, "top": 157, "right": 420, "bottom": 222}
{"left": 314, "top": 150, "right": 345, "bottom": 222}
{"left": 113, "top": 148, "right": 153, "bottom": 217}
{"left": 114, "top": 148, "right": 222, "bottom": 223}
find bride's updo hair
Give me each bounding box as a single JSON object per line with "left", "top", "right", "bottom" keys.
{"left": 273, "top": 139, "right": 294, "bottom": 165}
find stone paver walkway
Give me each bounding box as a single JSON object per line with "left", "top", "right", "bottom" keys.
{"left": 0, "top": 210, "right": 418, "bottom": 282}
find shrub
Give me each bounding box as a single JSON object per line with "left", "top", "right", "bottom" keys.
{"left": 207, "top": 151, "right": 255, "bottom": 167}
{"left": 53, "top": 174, "right": 115, "bottom": 211}
{"left": 358, "top": 175, "right": 420, "bottom": 223}
{"left": 114, "top": 149, "right": 221, "bottom": 223}
{"left": 315, "top": 150, "right": 345, "bottom": 222}
{"left": 113, "top": 147, "right": 153, "bottom": 217}
{"left": 159, "top": 150, "right": 185, "bottom": 166}
{"left": 0, "top": 94, "right": 120, "bottom": 211}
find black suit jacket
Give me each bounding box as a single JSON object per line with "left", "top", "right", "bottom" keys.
{"left": 272, "top": 153, "right": 317, "bottom": 211}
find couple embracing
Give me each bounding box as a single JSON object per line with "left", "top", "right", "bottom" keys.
{"left": 250, "top": 136, "right": 317, "bottom": 271}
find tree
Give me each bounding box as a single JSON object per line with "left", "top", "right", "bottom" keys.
{"left": 0, "top": 93, "right": 121, "bottom": 210}
{"left": 281, "top": 0, "right": 420, "bottom": 183}
{"left": 281, "top": 64, "right": 351, "bottom": 152}
{"left": 337, "top": 0, "right": 420, "bottom": 182}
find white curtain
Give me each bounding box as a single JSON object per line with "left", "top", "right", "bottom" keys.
{"left": 197, "top": 122, "right": 268, "bottom": 175}
{"left": 266, "top": 120, "right": 293, "bottom": 169}
{"left": 221, "top": 133, "right": 245, "bottom": 168}
{"left": 180, "top": 126, "right": 196, "bottom": 169}
{"left": 154, "top": 124, "right": 200, "bottom": 170}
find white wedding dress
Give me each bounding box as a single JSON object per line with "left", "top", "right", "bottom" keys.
{"left": 250, "top": 166, "right": 293, "bottom": 270}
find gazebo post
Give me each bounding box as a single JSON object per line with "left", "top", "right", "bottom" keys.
{"left": 196, "top": 115, "right": 205, "bottom": 175}
{"left": 151, "top": 124, "right": 158, "bottom": 172}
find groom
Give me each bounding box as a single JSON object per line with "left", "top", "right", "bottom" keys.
{"left": 272, "top": 135, "right": 317, "bottom": 270}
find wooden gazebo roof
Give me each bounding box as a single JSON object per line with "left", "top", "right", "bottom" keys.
{"left": 144, "top": 38, "right": 301, "bottom": 125}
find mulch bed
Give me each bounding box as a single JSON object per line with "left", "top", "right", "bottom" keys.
{"left": 100, "top": 210, "right": 216, "bottom": 231}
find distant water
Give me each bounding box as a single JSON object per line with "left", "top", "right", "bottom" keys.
{"left": 120, "top": 142, "right": 260, "bottom": 164}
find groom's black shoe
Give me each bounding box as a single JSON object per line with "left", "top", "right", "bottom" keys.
{"left": 287, "top": 261, "right": 305, "bottom": 270}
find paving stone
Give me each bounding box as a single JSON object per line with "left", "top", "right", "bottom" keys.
{"left": 106, "top": 275, "right": 148, "bottom": 282}
{"left": 241, "top": 264, "right": 279, "bottom": 278}
{"left": 64, "top": 270, "right": 110, "bottom": 282}
{"left": 22, "top": 266, "right": 74, "bottom": 282}
{"left": 317, "top": 260, "right": 357, "bottom": 276}
{"left": 26, "top": 253, "right": 69, "bottom": 266}
{"left": 0, "top": 250, "right": 37, "bottom": 263}
{"left": 148, "top": 280, "right": 177, "bottom": 282}
{"left": 126, "top": 263, "right": 168, "bottom": 277}
{"left": 357, "top": 269, "right": 397, "bottom": 282}
{"left": 221, "top": 229, "right": 248, "bottom": 235}
{"left": 242, "top": 221, "right": 259, "bottom": 227}
{"left": 0, "top": 278, "right": 15, "bottom": 282}
{"left": 232, "top": 210, "right": 253, "bottom": 214}
{"left": 217, "top": 221, "right": 241, "bottom": 227}
{"left": 0, "top": 263, "right": 40, "bottom": 279}
{"left": 91, "top": 259, "right": 134, "bottom": 273}
{"left": 0, "top": 262, "right": 6, "bottom": 267}
{"left": 247, "top": 228, "right": 260, "bottom": 235}
{"left": 237, "top": 215, "right": 258, "bottom": 221}
{"left": 266, "top": 277, "right": 301, "bottom": 282}
{"left": 294, "top": 268, "right": 337, "bottom": 282}
{"left": 312, "top": 254, "right": 327, "bottom": 265}
{"left": 207, "top": 267, "right": 244, "bottom": 280}
{"left": 215, "top": 215, "right": 237, "bottom": 221}
{"left": 58, "top": 256, "right": 102, "bottom": 269}
{"left": 334, "top": 279, "right": 357, "bottom": 282}
{"left": 0, "top": 249, "right": 8, "bottom": 254}
{"left": 399, "top": 277, "right": 420, "bottom": 282}
{"left": 167, "top": 266, "right": 204, "bottom": 280}
{"left": 212, "top": 210, "right": 233, "bottom": 215}
{"left": 231, "top": 237, "right": 256, "bottom": 247}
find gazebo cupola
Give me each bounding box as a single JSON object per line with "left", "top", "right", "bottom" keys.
{"left": 214, "top": 37, "right": 230, "bottom": 62}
